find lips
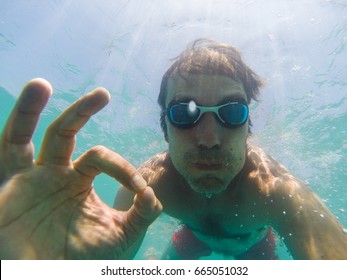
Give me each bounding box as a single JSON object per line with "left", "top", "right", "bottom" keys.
{"left": 194, "top": 162, "right": 225, "bottom": 171}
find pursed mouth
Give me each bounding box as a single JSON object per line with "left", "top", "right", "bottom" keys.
{"left": 194, "top": 162, "right": 225, "bottom": 171}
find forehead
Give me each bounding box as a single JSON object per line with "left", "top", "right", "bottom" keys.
{"left": 165, "top": 73, "right": 247, "bottom": 106}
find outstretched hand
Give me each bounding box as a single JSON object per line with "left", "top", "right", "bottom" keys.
{"left": 0, "top": 79, "right": 162, "bottom": 259}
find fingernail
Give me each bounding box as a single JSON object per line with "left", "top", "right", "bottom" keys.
{"left": 131, "top": 174, "right": 147, "bottom": 192}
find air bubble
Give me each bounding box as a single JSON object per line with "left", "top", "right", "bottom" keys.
{"left": 343, "top": 228, "right": 347, "bottom": 235}
{"left": 282, "top": 211, "right": 287, "bottom": 215}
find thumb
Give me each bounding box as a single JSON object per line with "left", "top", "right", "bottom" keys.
{"left": 125, "top": 186, "right": 162, "bottom": 235}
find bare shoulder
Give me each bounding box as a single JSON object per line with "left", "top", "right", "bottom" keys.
{"left": 246, "top": 144, "right": 347, "bottom": 259}
{"left": 138, "top": 150, "right": 171, "bottom": 185}
{"left": 245, "top": 143, "right": 303, "bottom": 194}
{"left": 245, "top": 143, "right": 319, "bottom": 213}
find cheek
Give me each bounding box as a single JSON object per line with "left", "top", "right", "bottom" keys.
{"left": 168, "top": 136, "right": 190, "bottom": 158}
{"left": 224, "top": 130, "right": 248, "bottom": 164}
{"left": 167, "top": 126, "right": 195, "bottom": 166}
{"left": 226, "top": 126, "right": 248, "bottom": 147}
{"left": 167, "top": 123, "right": 193, "bottom": 146}
{"left": 167, "top": 127, "right": 183, "bottom": 151}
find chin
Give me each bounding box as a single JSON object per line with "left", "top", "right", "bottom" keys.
{"left": 189, "top": 176, "right": 229, "bottom": 195}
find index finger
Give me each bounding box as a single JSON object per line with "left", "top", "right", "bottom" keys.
{"left": 36, "top": 87, "right": 110, "bottom": 166}
{"left": 73, "top": 146, "right": 147, "bottom": 193}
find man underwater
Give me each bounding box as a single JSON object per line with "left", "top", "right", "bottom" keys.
{"left": 1, "top": 39, "right": 346, "bottom": 259}
{"left": 115, "top": 39, "right": 347, "bottom": 259}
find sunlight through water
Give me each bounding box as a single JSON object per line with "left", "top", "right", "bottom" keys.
{"left": 1, "top": 0, "right": 346, "bottom": 259}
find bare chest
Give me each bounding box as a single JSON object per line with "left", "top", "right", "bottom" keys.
{"left": 164, "top": 194, "right": 268, "bottom": 255}
{"left": 175, "top": 202, "right": 266, "bottom": 236}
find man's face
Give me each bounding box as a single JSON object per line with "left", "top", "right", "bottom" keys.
{"left": 165, "top": 73, "right": 249, "bottom": 196}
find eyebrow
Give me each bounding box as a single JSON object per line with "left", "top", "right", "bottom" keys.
{"left": 169, "top": 95, "right": 193, "bottom": 104}
{"left": 219, "top": 96, "right": 248, "bottom": 104}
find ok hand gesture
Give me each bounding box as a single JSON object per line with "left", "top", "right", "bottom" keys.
{"left": 0, "top": 79, "right": 162, "bottom": 259}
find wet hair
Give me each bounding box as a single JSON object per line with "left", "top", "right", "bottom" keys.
{"left": 158, "top": 39, "right": 265, "bottom": 142}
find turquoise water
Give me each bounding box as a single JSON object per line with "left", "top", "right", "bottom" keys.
{"left": 1, "top": 0, "right": 346, "bottom": 259}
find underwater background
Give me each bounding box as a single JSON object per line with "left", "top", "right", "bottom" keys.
{"left": 1, "top": 0, "right": 346, "bottom": 259}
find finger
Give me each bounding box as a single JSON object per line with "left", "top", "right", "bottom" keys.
{"left": 125, "top": 187, "right": 163, "bottom": 233}
{"left": 0, "top": 78, "right": 52, "bottom": 179}
{"left": 36, "top": 87, "right": 110, "bottom": 166}
{"left": 73, "top": 145, "right": 147, "bottom": 192}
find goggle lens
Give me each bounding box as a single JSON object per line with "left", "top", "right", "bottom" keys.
{"left": 219, "top": 102, "right": 248, "bottom": 125}
{"left": 169, "top": 103, "right": 200, "bottom": 126}
{"left": 167, "top": 101, "right": 249, "bottom": 128}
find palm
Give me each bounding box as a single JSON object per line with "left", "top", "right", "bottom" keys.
{"left": 0, "top": 79, "right": 161, "bottom": 259}
{"left": 1, "top": 167, "right": 123, "bottom": 259}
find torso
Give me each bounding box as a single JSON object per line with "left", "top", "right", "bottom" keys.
{"left": 139, "top": 143, "right": 292, "bottom": 256}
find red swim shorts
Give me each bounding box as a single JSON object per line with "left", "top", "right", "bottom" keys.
{"left": 172, "top": 226, "right": 279, "bottom": 260}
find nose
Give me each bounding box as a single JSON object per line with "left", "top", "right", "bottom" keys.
{"left": 195, "top": 113, "right": 222, "bottom": 150}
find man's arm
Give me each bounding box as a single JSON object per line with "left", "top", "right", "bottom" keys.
{"left": 270, "top": 179, "right": 347, "bottom": 259}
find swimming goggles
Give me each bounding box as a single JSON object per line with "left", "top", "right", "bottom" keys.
{"left": 166, "top": 100, "right": 249, "bottom": 128}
